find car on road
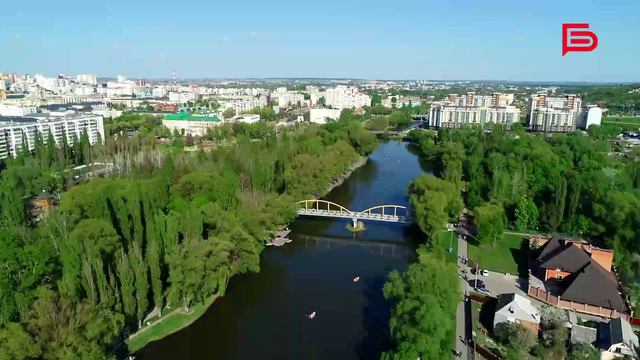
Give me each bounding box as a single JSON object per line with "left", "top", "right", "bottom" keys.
{"left": 480, "top": 269, "right": 489, "bottom": 277}
{"left": 468, "top": 279, "right": 486, "bottom": 288}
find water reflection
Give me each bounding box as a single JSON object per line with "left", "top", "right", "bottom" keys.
{"left": 138, "top": 141, "right": 430, "bottom": 360}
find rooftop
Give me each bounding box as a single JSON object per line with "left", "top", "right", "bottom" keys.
{"left": 163, "top": 112, "right": 221, "bottom": 122}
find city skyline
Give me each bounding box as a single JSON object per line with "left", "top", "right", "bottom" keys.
{"left": 2, "top": 0, "right": 640, "bottom": 82}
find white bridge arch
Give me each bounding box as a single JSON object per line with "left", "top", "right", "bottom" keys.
{"left": 295, "top": 200, "right": 411, "bottom": 224}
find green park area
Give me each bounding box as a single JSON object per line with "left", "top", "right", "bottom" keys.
{"left": 602, "top": 116, "right": 640, "bottom": 126}
{"left": 468, "top": 233, "right": 528, "bottom": 276}
{"left": 127, "top": 295, "right": 218, "bottom": 353}
{"left": 431, "top": 230, "right": 459, "bottom": 263}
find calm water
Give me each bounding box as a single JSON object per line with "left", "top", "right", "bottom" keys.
{"left": 138, "top": 141, "right": 431, "bottom": 360}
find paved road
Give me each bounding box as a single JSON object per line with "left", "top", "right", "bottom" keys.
{"left": 455, "top": 235, "right": 471, "bottom": 360}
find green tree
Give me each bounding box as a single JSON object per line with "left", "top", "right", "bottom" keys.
{"left": 389, "top": 110, "right": 410, "bottom": 130}
{"left": 222, "top": 108, "right": 236, "bottom": 119}
{"left": 474, "top": 203, "right": 505, "bottom": 246}
{"left": 0, "top": 322, "right": 42, "bottom": 360}
{"left": 494, "top": 322, "right": 536, "bottom": 358}
{"left": 115, "top": 248, "right": 136, "bottom": 318}
{"left": 569, "top": 343, "right": 599, "bottom": 360}
{"left": 515, "top": 196, "right": 539, "bottom": 232}
{"left": 382, "top": 247, "right": 460, "bottom": 360}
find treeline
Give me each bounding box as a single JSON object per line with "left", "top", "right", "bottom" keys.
{"left": 381, "top": 246, "right": 460, "bottom": 360}
{"left": 105, "top": 113, "right": 169, "bottom": 137}
{"left": 0, "top": 116, "right": 377, "bottom": 359}
{"left": 408, "top": 126, "right": 640, "bottom": 303}
{"left": 561, "top": 84, "right": 640, "bottom": 114}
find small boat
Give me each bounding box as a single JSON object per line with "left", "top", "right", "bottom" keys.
{"left": 353, "top": 276, "right": 360, "bottom": 283}
{"left": 307, "top": 311, "right": 317, "bottom": 319}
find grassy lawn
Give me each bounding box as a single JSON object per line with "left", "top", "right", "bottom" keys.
{"left": 127, "top": 295, "right": 218, "bottom": 353}
{"left": 431, "top": 230, "right": 458, "bottom": 263}
{"left": 603, "top": 116, "right": 640, "bottom": 125}
{"left": 468, "top": 234, "right": 528, "bottom": 276}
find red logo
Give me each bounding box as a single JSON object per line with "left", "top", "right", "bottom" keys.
{"left": 562, "top": 23, "right": 598, "bottom": 56}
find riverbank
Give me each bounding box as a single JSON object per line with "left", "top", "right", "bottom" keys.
{"left": 127, "top": 295, "right": 219, "bottom": 353}
{"left": 319, "top": 156, "right": 368, "bottom": 196}
{"left": 129, "top": 155, "right": 369, "bottom": 354}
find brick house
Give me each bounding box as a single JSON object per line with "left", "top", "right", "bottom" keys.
{"left": 529, "top": 236, "right": 628, "bottom": 317}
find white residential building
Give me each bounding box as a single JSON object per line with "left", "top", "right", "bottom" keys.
{"left": 577, "top": 106, "right": 602, "bottom": 130}
{"left": 152, "top": 87, "right": 168, "bottom": 98}
{"left": 324, "top": 86, "right": 371, "bottom": 110}
{"left": 310, "top": 108, "right": 341, "bottom": 124}
{"left": 0, "top": 103, "right": 37, "bottom": 117}
{"left": 528, "top": 94, "right": 582, "bottom": 132}
{"left": 75, "top": 74, "right": 97, "bottom": 86}
{"left": 0, "top": 114, "right": 105, "bottom": 159}
{"left": 428, "top": 92, "right": 520, "bottom": 129}
{"left": 168, "top": 92, "right": 196, "bottom": 104}
{"left": 223, "top": 97, "right": 268, "bottom": 115}
{"left": 276, "top": 92, "right": 305, "bottom": 107}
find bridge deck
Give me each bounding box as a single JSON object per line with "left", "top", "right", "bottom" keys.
{"left": 296, "top": 208, "right": 410, "bottom": 224}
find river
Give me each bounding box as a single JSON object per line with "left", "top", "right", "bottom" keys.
{"left": 137, "top": 141, "right": 431, "bottom": 360}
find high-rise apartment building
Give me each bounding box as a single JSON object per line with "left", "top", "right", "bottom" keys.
{"left": 428, "top": 92, "right": 520, "bottom": 129}
{"left": 0, "top": 114, "right": 104, "bottom": 159}
{"left": 528, "top": 94, "right": 582, "bottom": 132}
{"left": 324, "top": 86, "right": 371, "bottom": 110}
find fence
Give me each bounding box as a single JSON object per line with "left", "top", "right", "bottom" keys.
{"left": 528, "top": 286, "right": 629, "bottom": 320}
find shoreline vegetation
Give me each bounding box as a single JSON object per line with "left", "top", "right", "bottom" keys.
{"left": 126, "top": 154, "right": 370, "bottom": 353}
{"left": 0, "top": 109, "right": 379, "bottom": 360}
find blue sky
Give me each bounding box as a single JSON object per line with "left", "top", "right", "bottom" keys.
{"left": 1, "top": 0, "right": 639, "bottom": 81}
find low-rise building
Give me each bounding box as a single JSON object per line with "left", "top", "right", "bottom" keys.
{"left": 231, "top": 114, "right": 260, "bottom": 124}
{"left": 162, "top": 112, "right": 222, "bottom": 136}
{"left": 310, "top": 108, "right": 341, "bottom": 124}
{"left": 598, "top": 317, "right": 639, "bottom": 359}
{"left": 154, "top": 103, "right": 179, "bottom": 113}
{"left": 493, "top": 293, "right": 541, "bottom": 334}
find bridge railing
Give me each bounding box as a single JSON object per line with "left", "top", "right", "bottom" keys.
{"left": 295, "top": 200, "right": 411, "bottom": 223}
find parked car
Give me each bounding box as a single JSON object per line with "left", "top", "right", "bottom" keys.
{"left": 480, "top": 269, "right": 489, "bottom": 277}
{"left": 468, "top": 279, "right": 486, "bottom": 288}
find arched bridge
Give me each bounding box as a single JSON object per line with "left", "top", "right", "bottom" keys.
{"left": 296, "top": 200, "right": 411, "bottom": 225}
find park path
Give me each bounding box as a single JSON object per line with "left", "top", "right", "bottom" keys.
{"left": 455, "top": 234, "right": 471, "bottom": 360}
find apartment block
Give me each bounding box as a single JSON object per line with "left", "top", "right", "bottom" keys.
{"left": 428, "top": 92, "right": 520, "bottom": 129}
{"left": 528, "top": 94, "right": 582, "bottom": 132}
{"left": 0, "top": 114, "right": 105, "bottom": 159}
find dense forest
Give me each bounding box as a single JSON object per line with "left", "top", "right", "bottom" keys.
{"left": 0, "top": 113, "right": 377, "bottom": 359}
{"left": 407, "top": 126, "right": 640, "bottom": 306}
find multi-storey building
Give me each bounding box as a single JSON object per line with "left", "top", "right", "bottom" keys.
{"left": 324, "top": 86, "right": 371, "bottom": 110}
{"left": 528, "top": 94, "right": 581, "bottom": 132}
{"left": 223, "top": 97, "right": 268, "bottom": 115}
{"left": 428, "top": 92, "right": 520, "bottom": 129}
{"left": 0, "top": 114, "right": 105, "bottom": 159}
{"left": 275, "top": 92, "right": 305, "bottom": 108}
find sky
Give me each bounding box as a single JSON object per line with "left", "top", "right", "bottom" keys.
{"left": 1, "top": 0, "right": 639, "bottom": 82}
